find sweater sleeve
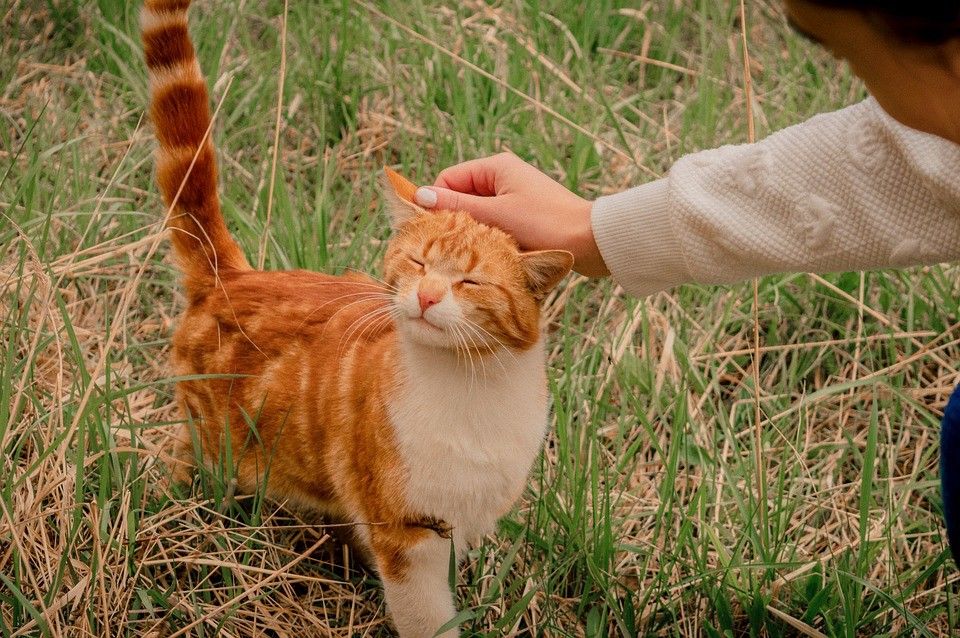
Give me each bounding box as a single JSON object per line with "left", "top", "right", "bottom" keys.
{"left": 591, "top": 98, "right": 960, "bottom": 297}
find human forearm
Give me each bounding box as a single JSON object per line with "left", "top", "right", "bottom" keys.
{"left": 592, "top": 98, "right": 960, "bottom": 296}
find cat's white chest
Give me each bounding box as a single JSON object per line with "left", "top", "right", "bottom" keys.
{"left": 389, "top": 340, "right": 549, "bottom": 540}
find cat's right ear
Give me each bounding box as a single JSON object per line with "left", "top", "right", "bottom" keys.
{"left": 381, "top": 167, "right": 425, "bottom": 230}
{"left": 520, "top": 249, "right": 574, "bottom": 300}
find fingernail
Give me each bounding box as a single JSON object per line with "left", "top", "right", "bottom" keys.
{"left": 414, "top": 187, "right": 437, "bottom": 208}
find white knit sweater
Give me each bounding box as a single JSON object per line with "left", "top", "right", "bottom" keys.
{"left": 591, "top": 98, "right": 960, "bottom": 298}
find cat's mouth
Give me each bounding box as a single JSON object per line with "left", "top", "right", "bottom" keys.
{"left": 414, "top": 316, "right": 443, "bottom": 331}
{"left": 401, "top": 314, "right": 457, "bottom": 349}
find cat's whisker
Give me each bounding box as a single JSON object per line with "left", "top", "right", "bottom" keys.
{"left": 458, "top": 323, "right": 488, "bottom": 383}
{"left": 329, "top": 310, "right": 390, "bottom": 349}
{"left": 450, "top": 324, "right": 468, "bottom": 379}
{"left": 298, "top": 290, "right": 394, "bottom": 331}
{"left": 328, "top": 300, "right": 387, "bottom": 348}
{"left": 336, "top": 317, "right": 385, "bottom": 360}
{"left": 336, "top": 306, "right": 396, "bottom": 355}
{"left": 459, "top": 321, "right": 507, "bottom": 377}
{"left": 449, "top": 323, "right": 465, "bottom": 370}
{"left": 367, "top": 312, "right": 396, "bottom": 338}
{"left": 348, "top": 307, "right": 396, "bottom": 346}
{"left": 320, "top": 294, "right": 395, "bottom": 334}
{"left": 340, "top": 315, "right": 393, "bottom": 361}
{"left": 454, "top": 327, "right": 473, "bottom": 392}
{"left": 457, "top": 320, "right": 495, "bottom": 356}
{"left": 319, "top": 291, "right": 395, "bottom": 311}
{"left": 461, "top": 317, "right": 517, "bottom": 368}
{"left": 362, "top": 272, "right": 400, "bottom": 294}
{"left": 463, "top": 317, "right": 517, "bottom": 373}
{"left": 448, "top": 323, "right": 468, "bottom": 380}
{"left": 339, "top": 308, "right": 389, "bottom": 344}
{"left": 355, "top": 306, "right": 405, "bottom": 352}
{"left": 302, "top": 280, "right": 390, "bottom": 289}
{"left": 455, "top": 324, "right": 480, "bottom": 391}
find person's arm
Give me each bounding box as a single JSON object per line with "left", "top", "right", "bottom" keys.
{"left": 592, "top": 98, "right": 960, "bottom": 296}
{"left": 416, "top": 98, "right": 960, "bottom": 296}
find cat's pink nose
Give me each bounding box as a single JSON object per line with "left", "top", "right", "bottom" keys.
{"left": 418, "top": 290, "right": 441, "bottom": 314}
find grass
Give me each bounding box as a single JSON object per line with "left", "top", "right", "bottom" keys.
{"left": 2, "top": 0, "right": 958, "bottom": 635}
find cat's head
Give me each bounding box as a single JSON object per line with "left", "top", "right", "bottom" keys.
{"left": 380, "top": 167, "right": 573, "bottom": 352}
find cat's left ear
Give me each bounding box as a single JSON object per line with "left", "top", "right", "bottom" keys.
{"left": 381, "top": 166, "right": 425, "bottom": 229}
{"left": 520, "top": 250, "right": 574, "bottom": 299}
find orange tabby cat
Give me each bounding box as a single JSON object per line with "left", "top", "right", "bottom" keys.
{"left": 142, "top": 1, "right": 572, "bottom": 636}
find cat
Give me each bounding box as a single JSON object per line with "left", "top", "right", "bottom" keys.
{"left": 141, "top": 1, "right": 573, "bottom": 636}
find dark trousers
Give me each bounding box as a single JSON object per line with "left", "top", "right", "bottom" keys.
{"left": 942, "top": 384, "right": 960, "bottom": 562}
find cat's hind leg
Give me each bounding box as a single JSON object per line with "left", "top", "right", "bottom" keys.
{"left": 370, "top": 526, "right": 459, "bottom": 638}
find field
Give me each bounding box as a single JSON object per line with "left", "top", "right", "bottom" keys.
{"left": 2, "top": 0, "right": 958, "bottom": 635}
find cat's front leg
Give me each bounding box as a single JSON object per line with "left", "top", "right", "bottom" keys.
{"left": 169, "top": 421, "right": 197, "bottom": 485}
{"left": 371, "top": 525, "right": 459, "bottom": 638}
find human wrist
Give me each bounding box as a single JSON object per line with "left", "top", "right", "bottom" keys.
{"left": 591, "top": 180, "right": 690, "bottom": 297}
{"left": 569, "top": 197, "right": 608, "bottom": 277}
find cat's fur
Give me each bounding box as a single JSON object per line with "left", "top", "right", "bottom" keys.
{"left": 142, "top": 1, "right": 573, "bottom": 636}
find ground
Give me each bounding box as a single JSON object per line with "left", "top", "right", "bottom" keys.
{"left": 1, "top": 0, "right": 957, "bottom": 635}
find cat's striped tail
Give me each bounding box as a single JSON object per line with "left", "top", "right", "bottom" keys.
{"left": 141, "top": 0, "right": 249, "bottom": 284}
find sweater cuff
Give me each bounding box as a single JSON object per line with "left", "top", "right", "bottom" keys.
{"left": 591, "top": 179, "right": 690, "bottom": 297}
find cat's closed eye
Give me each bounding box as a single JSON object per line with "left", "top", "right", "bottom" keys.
{"left": 408, "top": 256, "right": 425, "bottom": 269}
{"left": 459, "top": 278, "right": 482, "bottom": 287}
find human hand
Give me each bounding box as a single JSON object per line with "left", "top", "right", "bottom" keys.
{"left": 413, "top": 153, "right": 609, "bottom": 277}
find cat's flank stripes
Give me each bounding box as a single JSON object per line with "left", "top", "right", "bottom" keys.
{"left": 141, "top": 0, "right": 248, "bottom": 284}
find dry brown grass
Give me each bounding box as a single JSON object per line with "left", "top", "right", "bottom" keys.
{"left": 2, "top": 0, "right": 959, "bottom": 635}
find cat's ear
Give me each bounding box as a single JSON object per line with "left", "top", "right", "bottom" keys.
{"left": 520, "top": 250, "right": 574, "bottom": 299}
{"left": 381, "top": 166, "right": 425, "bottom": 229}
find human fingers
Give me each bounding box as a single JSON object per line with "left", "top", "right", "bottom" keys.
{"left": 430, "top": 152, "right": 521, "bottom": 195}
{"left": 413, "top": 185, "right": 508, "bottom": 226}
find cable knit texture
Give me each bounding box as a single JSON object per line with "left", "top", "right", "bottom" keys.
{"left": 591, "top": 98, "right": 960, "bottom": 297}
